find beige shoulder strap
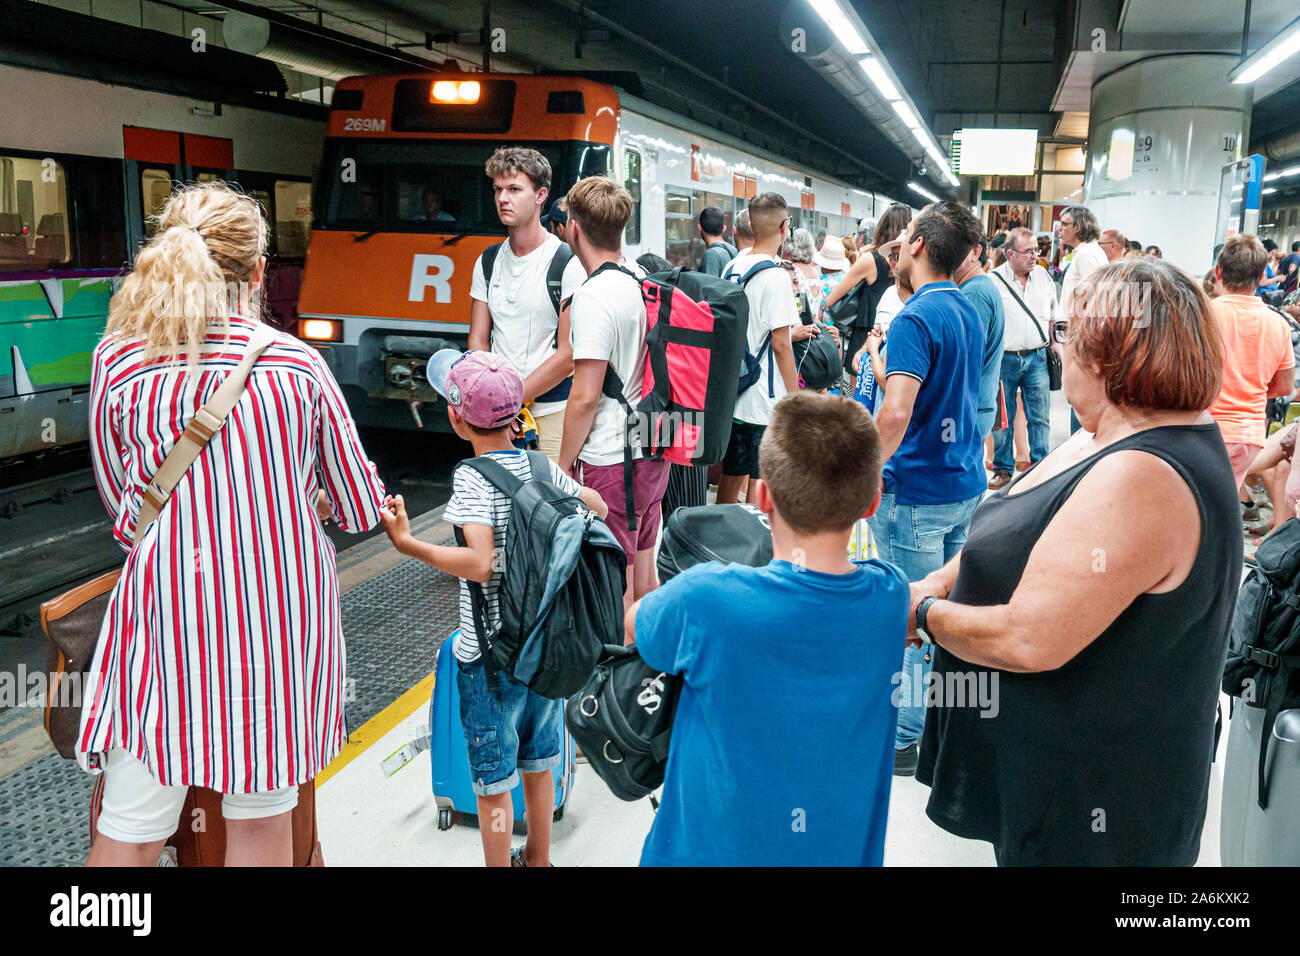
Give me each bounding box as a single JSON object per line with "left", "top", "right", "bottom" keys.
{"left": 134, "top": 322, "right": 279, "bottom": 544}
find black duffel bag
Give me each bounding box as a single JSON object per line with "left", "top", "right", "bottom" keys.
{"left": 564, "top": 644, "right": 679, "bottom": 801}
{"left": 656, "top": 502, "right": 774, "bottom": 582}
{"left": 793, "top": 326, "right": 843, "bottom": 390}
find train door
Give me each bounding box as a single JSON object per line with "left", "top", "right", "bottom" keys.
{"left": 122, "top": 126, "right": 234, "bottom": 258}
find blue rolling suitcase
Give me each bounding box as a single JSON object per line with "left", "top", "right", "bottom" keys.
{"left": 429, "top": 631, "right": 576, "bottom": 832}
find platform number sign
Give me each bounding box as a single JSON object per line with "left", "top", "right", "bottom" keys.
{"left": 1135, "top": 133, "right": 1154, "bottom": 167}
{"left": 1223, "top": 135, "right": 1237, "bottom": 154}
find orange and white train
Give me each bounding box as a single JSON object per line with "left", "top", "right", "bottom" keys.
{"left": 297, "top": 71, "right": 909, "bottom": 431}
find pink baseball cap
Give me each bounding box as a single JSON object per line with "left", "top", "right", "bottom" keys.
{"left": 426, "top": 348, "right": 523, "bottom": 429}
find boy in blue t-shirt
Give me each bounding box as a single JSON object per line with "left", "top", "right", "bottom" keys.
{"left": 626, "top": 391, "right": 909, "bottom": 866}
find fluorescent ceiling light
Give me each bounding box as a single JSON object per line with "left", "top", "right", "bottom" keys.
{"left": 859, "top": 56, "right": 900, "bottom": 100}
{"left": 1264, "top": 164, "right": 1300, "bottom": 181}
{"left": 893, "top": 100, "right": 921, "bottom": 129}
{"left": 1263, "top": 187, "right": 1278, "bottom": 194}
{"left": 807, "top": 0, "right": 869, "bottom": 56}
{"left": 910, "top": 127, "right": 931, "bottom": 149}
{"left": 1230, "top": 15, "right": 1300, "bottom": 84}
{"left": 909, "top": 181, "right": 939, "bottom": 203}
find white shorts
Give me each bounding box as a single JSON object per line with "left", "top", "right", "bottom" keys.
{"left": 96, "top": 749, "right": 300, "bottom": 844}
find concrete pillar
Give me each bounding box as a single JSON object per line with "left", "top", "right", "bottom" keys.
{"left": 1083, "top": 54, "right": 1252, "bottom": 274}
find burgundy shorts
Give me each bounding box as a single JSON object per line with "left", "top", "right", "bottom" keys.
{"left": 579, "top": 457, "right": 672, "bottom": 559}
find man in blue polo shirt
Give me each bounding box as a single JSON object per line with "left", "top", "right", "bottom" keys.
{"left": 870, "top": 200, "right": 985, "bottom": 775}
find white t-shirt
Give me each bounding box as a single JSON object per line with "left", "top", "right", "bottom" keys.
{"left": 443, "top": 449, "right": 584, "bottom": 662}
{"left": 470, "top": 233, "right": 587, "bottom": 418}
{"left": 726, "top": 252, "right": 798, "bottom": 425}
{"left": 875, "top": 285, "right": 903, "bottom": 334}
{"left": 569, "top": 261, "right": 648, "bottom": 467}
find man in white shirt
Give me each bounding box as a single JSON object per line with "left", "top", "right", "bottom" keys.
{"left": 469, "top": 148, "right": 587, "bottom": 462}
{"left": 1057, "top": 205, "right": 1107, "bottom": 433}
{"left": 988, "top": 227, "right": 1057, "bottom": 488}
{"left": 717, "top": 192, "right": 800, "bottom": 505}
{"left": 559, "top": 176, "right": 668, "bottom": 610}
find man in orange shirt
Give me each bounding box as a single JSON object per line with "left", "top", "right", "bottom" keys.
{"left": 1207, "top": 234, "right": 1295, "bottom": 491}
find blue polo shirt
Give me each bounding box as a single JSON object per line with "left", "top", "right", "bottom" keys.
{"left": 959, "top": 272, "right": 1006, "bottom": 438}
{"left": 635, "top": 558, "right": 908, "bottom": 866}
{"left": 883, "top": 281, "right": 985, "bottom": 505}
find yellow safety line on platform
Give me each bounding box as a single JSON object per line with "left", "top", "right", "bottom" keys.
{"left": 317, "top": 671, "right": 436, "bottom": 788}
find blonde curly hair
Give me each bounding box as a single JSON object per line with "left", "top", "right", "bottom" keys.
{"left": 104, "top": 181, "right": 268, "bottom": 370}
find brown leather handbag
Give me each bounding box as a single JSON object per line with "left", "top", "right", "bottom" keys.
{"left": 41, "top": 322, "right": 277, "bottom": 758}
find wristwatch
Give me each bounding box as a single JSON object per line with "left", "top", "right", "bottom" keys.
{"left": 915, "top": 596, "right": 940, "bottom": 644}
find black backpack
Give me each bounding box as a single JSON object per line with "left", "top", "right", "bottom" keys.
{"left": 1223, "top": 517, "right": 1300, "bottom": 809}
{"left": 452, "top": 450, "right": 626, "bottom": 699}
{"left": 564, "top": 644, "right": 679, "bottom": 802}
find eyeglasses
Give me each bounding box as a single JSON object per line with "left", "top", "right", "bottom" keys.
{"left": 1008, "top": 247, "right": 1036, "bottom": 257}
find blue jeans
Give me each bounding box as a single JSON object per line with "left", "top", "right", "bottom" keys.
{"left": 456, "top": 658, "right": 563, "bottom": 796}
{"left": 993, "top": 350, "right": 1050, "bottom": 472}
{"left": 869, "top": 492, "right": 983, "bottom": 750}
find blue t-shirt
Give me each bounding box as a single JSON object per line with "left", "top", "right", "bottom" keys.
{"left": 635, "top": 558, "right": 908, "bottom": 867}
{"left": 959, "top": 273, "right": 1006, "bottom": 438}
{"left": 882, "top": 281, "right": 986, "bottom": 505}
{"left": 1258, "top": 263, "right": 1276, "bottom": 297}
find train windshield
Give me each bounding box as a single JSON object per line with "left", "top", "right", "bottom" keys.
{"left": 318, "top": 139, "right": 611, "bottom": 234}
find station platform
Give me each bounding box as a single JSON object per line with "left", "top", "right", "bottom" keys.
{"left": 0, "top": 390, "right": 1242, "bottom": 865}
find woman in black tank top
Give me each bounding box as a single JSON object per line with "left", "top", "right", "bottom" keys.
{"left": 909, "top": 259, "right": 1241, "bottom": 865}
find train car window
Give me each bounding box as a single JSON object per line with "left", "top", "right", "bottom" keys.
{"left": 664, "top": 190, "right": 693, "bottom": 268}
{"left": 623, "top": 148, "right": 641, "bottom": 245}
{"left": 274, "top": 180, "right": 312, "bottom": 258}
{"left": 72, "top": 155, "right": 127, "bottom": 270}
{"left": 140, "top": 168, "right": 172, "bottom": 237}
{"left": 0, "top": 155, "right": 71, "bottom": 270}
{"left": 319, "top": 140, "right": 598, "bottom": 235}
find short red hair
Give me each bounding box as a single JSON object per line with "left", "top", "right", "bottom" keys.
{"left": 1066, "top": 258, "right": 1222, "bottom": 411}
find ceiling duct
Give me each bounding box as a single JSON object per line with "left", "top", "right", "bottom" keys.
{"left": 222, "top": 11, "right": 402, "bottom": 82}
{"left": 1262, "top": 125, "right": 1300, "bottom": 164}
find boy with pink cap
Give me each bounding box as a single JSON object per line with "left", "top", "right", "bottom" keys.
{"left": 381, "top": 348, "right": 607, "bottom": 867}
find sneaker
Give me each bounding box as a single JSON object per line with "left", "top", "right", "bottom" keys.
{"left": 1242, "top": 501, "right": 1261, "bottom": 522}
{"left": 894, "top": 743, "right": 918, "bottom": 776}
{"left": 987, "top": 469, "right": 1013, "bottom": 490}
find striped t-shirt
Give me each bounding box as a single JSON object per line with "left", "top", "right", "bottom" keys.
{"left": 443, "top": 449, "right": 583, "bottom": 662}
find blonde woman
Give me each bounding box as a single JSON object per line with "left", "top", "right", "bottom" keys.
{"left": 81, "top": 183, "right": 385, "bottom": 866}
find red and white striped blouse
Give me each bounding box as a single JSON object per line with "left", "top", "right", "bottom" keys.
{"left": 80, "top": 316, "right": 386, "bottom": 793}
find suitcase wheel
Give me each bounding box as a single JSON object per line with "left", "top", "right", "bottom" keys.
{"left": 437, "top": 807, "right": 454, "bottom": 831}
{"left": 553, "top": 805, "right": 564, "bottom": 822}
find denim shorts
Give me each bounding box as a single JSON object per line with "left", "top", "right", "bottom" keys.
{"left": 456, "top": 657, "right": 563, "bottom": 796}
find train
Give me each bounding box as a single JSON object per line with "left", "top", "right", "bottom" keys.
{"left": 298, "top": 71, "right": 909, "bottom": 431}
{"left": 0, "top": 62, "right": 321, "bottom": 459}
{"left": 1, "top": 61, "right": 907, "bottom": 453}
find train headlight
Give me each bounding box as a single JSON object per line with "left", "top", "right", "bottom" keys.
{"left": 299, "top": 319, "right": 342, "bottom": 342}
{"left": 431, "top": 80, "right": 480, "bottom": 103}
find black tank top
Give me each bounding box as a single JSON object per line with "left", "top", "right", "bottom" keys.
{"left": 858, "top": 251, "right": 892, "bottom": 330}
{"left": 915, "top": 423, "right": 1241, "bottom": 865}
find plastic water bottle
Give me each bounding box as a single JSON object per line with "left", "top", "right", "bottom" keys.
{"left": 853, "top": 350, "right": 875, "bottom": 409}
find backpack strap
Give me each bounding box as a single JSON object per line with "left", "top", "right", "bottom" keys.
{"left": 525, "top": 449, "right": 552, "bottom": 485}
{"left": 724, "top": 258, "right": 783, "bottom": 398}
{"left": 546, "top": 243, "right": 574, "bottom": 318}
{"left": 452, "top": 522, "right": 501, "bottom": 690}
{"left": 600, "top": 366, "right": 639, "bottom": 533}
{"left": 457, "top": 453, "right": 525, "bottom": 496}
{"left": 480, "top": 242, "right": 504, "bottom": 288}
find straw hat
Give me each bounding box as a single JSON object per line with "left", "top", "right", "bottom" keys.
{"left": 813, "top": 236, "right": 848, "bottom": 271}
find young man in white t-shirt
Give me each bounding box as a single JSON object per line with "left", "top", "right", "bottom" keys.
{"left": 469, "top": 147, "right": 586, "bottom": 462}
{"left": 717, "top": 192, "right": 800, "bottom": 504}
{"left": 558, "top": 176, "right": 668, "bottom": 611}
